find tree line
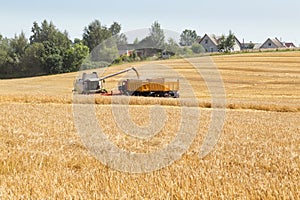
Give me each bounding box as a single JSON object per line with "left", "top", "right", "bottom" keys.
{"left": 0, "top": 20, "right": 122, "bottom": 78}
{"left": 0, "top": 19, "right": 236, "bottom": 78}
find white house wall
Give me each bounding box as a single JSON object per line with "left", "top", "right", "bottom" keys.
{"left": 232, "top": 39, "right": 241, "bottom": 51}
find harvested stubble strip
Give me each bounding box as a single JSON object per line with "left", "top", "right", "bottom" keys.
{"left": 0, "top": 94, "right": 72, "bottom": 104}
{"left": 1, "top": 94, "right": 299, "bottom": 112}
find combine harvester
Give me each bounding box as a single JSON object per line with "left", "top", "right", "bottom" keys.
{"left": 73, "top": 67, "right": 179, "bottom": 98}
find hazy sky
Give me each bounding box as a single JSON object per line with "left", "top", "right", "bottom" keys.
{"left": 0, "top": 0, "right": 299, "bottom": 45}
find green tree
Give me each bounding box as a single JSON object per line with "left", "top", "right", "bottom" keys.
{"left": 109, "top": 22, "right": 127, "bottom": 51}
{"left": 42, "top": 41, "right": 63, "bottom": 73}
{"left": 191, "top": 43, "right": 203, "bottom": 54}
{"left": 225, "top": 30, "right": 235, "bottom": 52}
{"left": 30, "top": 20, "right": 70, "bottom": 48}
{"left": 28, "top": 20, "right": 68, "bottom": 73}
{"left": 165, "top": 38, "right": 180, "bottom": 55}
{"left": 20, "top": 42, "right": 45, "bottom": 74}
{"left": 29, "top": 22, "right": 41, "bottom": 43}
{"left": 217, "top": 30, "right": 236, "bottom": 52}
{"left": 27, "top": 20, "right": 87, "bottom": 74}
{"left": 10, "top": 32, "right": 28, "bottom": 62}
{"left": 0, "top": 37, "right": 10, "bottom": 70}
{"left": 0, "top": 20, "right": 89, "bottom": 77}
{"left": 217, "top": 35, "right": 226, "bottom": 52}
{"left": 63, "top": 43, "right": 89, "bottom": 72}
{"left": 181, "top": 46, "right": 193, "bottom": 55}
{"left": 45, "top": 54, "right": 63, "bottom": 74}
{"left": 179, "top": 29, "right": 198, "bottom": 46}
{"left": 82, "top": 20, "right": 112, "bottom": 51}
{"left": 149, "top": 21, "right": 165, "bottom": 49}
{"left": 109, "top": 22, "right": 121, "bottom": 36}
{"left": 0, "top": 36, "right": 19, "bottom": 74}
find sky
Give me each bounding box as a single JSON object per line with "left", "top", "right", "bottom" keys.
{"left": 0, "top": 0, "right": 299, "bottom": 45}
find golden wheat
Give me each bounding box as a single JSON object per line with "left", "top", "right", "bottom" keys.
{"left": 0, "top": 51, "right": 299, "bottom": 199}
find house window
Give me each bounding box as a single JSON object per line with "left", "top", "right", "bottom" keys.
{"left": 268, "top": 42, "right": 272, "bottom": 47}
{"left": 205, "top": 39, "right": 208, "bottom": 44}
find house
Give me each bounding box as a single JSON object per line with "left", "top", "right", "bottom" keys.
{"left": 198, "top": 34, "right": 242, "bottom": 52}
{"left": 198, "top": 34, "right": 219, "bottom": 52}
{"left": 253, "top": 43, "right": 262, "bottom": 50}
{"left": 241, "top": 41, "right": 263, "bottom": 50}
{"left": 135, "top": 48, "right": 161, "bottom": 57}
{"left": 118, "top": 43, "right": 174, "bottom": 59}
{"left": 232, "top": 37, "right": 242, "bottom": 52}
{"left": 118, "top": 44, "right": 136, "bottom": 56}
{"left": 118, "top": 36, "right": 168, "bottom": 58}
{"left": 135, "top": 48, "right": 174, "bottom": 58}
{"left": 260, "top": 38, "right": 285, "bottom": 49}
{"left": 284, "top": 42, "right": 296, "bottom": 48}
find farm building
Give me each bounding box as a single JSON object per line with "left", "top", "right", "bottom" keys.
{"left": 260, "top": 38, "right": 285, "bottom": 49}
{"left": 198, "top": 34, "right": 242, "bottom": 52}
{"left": 118, "top": 44, "right": 136, "bottom": 56}
{"left": 253, "top": 43, "right": 262, "bottom": 50}
{"left": 118, "top": 44, "right": 173, "bottom": 58}
{"left": 198, "top": 34, "right": 218, "bottom": 52}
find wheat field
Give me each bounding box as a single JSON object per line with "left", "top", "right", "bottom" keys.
{"left": 0, "top": 51, "right": 299, "bottom": 199}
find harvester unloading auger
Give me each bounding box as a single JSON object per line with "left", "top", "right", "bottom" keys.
{"left": 73, "top": 67, "right": 179, "bottom": 98}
